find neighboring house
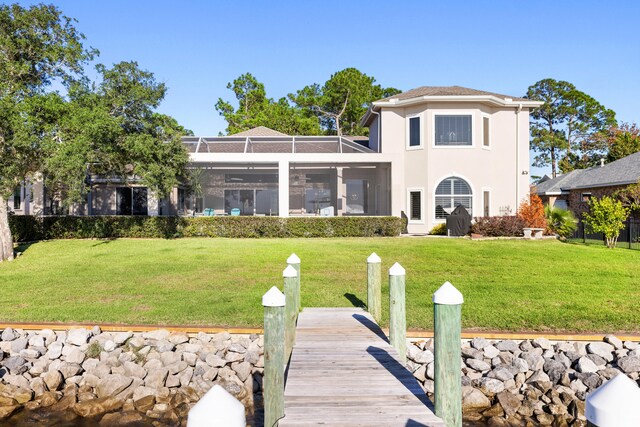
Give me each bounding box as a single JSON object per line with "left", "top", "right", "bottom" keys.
{"left": 536, "top": 152, "right": 640, "bottom": 218}
{"left": 11, "top": 85, "right": 542, "bottom": 234}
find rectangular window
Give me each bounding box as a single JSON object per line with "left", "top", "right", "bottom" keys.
{"left": 483, "top": 191, "right": 490, "bottom": 217}
{"left": 483, "top": 116, "right": 490, "bottom": 147}
{"left": 346, "top": 179, "right": 368, "bottom": 214}
{"left": 408, "top": 116, "right": 421, "bottom": 148}
{"left": 435, "top": 115, "right": 472, "bottom": 146}
{"left": 13, "top": 187, "right": 21, "bottom": 210}
{"left": 409, "top": 191, "right": 422, "bottom": 221}
{"left": 581, "top": 193, "right": 592, "bottom": 202}
{"left": 116, "top": 187, "right": 148, "bottom": 215}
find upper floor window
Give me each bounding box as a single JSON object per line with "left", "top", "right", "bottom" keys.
{"left": 435, "top": 115, "right": 472, "bottom": 146}
{"left": 13, "top": 187, "right": 21, "bottom": 210}
{"left": 483, "top": 116, "right": 490, "bottom": 148}
{"left": 407, "top": 116, "right": 422, "bottom": 149}
{"left": 435, "top": 177, "right": 472, "bottom": 219}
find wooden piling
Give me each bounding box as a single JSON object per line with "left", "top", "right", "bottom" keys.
{"left": 367, "top": 253, "right": 382, "bottom": 323}
{"left": 388, "top": 262, "right": 407, "bottom": 364}
{"left": 283, "top": 265, "right": 298, "bottom": 362}
{"left": 287, "top": 253, "right": 301, "bottom": 313}
{"left": 263, "top": 286, "right": 285, "bottom": 427}
{"left": 433, "top": 281, "right": 463, "bottom": 427}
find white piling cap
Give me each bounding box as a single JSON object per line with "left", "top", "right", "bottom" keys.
{"left": 586, "top": 373, "right": 640, "bottom": 426}
{"left": 388, "top": 262, "right": 405, "bottom": 276}
{"left": 433, "top": 281, "right": 464, "bottom": 305}
{"left": 287, "top": 253, "right": 300, "bottom": 264}
{"left": 187, "top": 384, "right": 246, "bottom": 427}
{"left": 367, "top": 252, "right": 381, "bottom": 263}
{"left": 283, "top": 265, "right": 298, "bottom": 278}
{"left": 262, "top": 286, "right": 285, "bottom": 307}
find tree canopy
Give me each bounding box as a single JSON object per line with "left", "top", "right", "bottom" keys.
{"left": 588, "top": 122, "right": 640, "bottom": 163}
{"left": 526, "top": 78, "right": 616, "bottom": 177}
{"left": 215, "top": 73, "right": 320, "bottom": 135}
{"left": 289, "top": 68, "right": 400, "bottom": 136}
{"left": 0, "top": 4, "right": 189, "bottom": 262}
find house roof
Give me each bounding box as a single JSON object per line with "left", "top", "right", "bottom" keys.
{"left": 232, "top": 126, "right": 289, "bottom": 137}
{"left": 535, "top": 152, "right": 640, "bottom": 194}
{"left": 376, "top": 86, "right": 531, "bottom": 103}
{"left": 361, "top": 85, "right": 543, "bottom": 126}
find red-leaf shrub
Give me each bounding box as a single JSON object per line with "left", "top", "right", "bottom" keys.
{"left": 517, "top": 193, "right": 547, "bottom": 229}
{"left": 471, "top": 216, "right": 526, "bottom": 237}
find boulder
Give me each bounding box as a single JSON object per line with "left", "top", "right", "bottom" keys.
{"left": 73, "top": 396, "right": 124, "bottom": 418}
{"left": 67, "top": 329, "right": 91, "bottom": 346}
{"left": 496, "top": 391, "right": 521, "bottom": 416}
{"left": 462, "top": 386, "right": 491, "bottom": 412}
{"left": 96, "top": 374, "right": 133, "bottom": 398}
{"left": 618, "top": 356, "right": 640, "bottom": 373}
{"left": 587, "top": 342, "right": 614, "bottom": 362}
{"left": 44, "top": 370, "right": 64, "bottom": 391}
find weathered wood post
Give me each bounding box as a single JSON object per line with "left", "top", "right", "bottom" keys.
{"left": 367, "top": 252, "right": 382, "bottom": 323}
{"left": 283, "top": 265, "right": 298, "bottom": 362}
{"left": 586, "top": 372, "right": 640, "bottom": 426}
{"left": 433, "top": 281, "right": 463, "bottom": 427}
{"left": 263, "top": 286, "right": 285, "bottom": 427}
{"left": 388, "top": 262, "right": 406, "bottom": 364}
{"left": 287, "top": 253, "right": 301, "bottom": 313}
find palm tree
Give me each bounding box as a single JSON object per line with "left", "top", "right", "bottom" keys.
{"left": 544, "top": 205, "right": 577, "bottom": 238}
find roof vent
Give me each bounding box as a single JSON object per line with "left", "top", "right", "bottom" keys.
{"left": 600, "top": 158, "right": 605, "bottom": 168}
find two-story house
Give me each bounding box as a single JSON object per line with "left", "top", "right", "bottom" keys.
{"left": 10, "top": 85, "right": 542, "bottom": 235}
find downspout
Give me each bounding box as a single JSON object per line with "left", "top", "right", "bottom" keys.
{"left": 515, "top": 103, "right": 523, "bottom": 211}
{"left": 368, "top": 107, "right": 381, "bottom": 153}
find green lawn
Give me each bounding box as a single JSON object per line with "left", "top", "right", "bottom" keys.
{"left": 1, "top": 238, "right": 639, "bottom": 333}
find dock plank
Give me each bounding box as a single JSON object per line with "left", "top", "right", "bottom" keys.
{"left": 279, "top": 308, "right": 444, "bottom": 426}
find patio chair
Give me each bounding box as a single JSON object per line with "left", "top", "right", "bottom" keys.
{"left": 204, "top": 208, "right": 214, "bottom": 216}
{"left": 230, "top": 208, "right": 241, "bottom": 216}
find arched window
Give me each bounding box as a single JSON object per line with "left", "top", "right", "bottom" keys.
{"left": 435, "top": 177, "right": 472, "bottom": 219}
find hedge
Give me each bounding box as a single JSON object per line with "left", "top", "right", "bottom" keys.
{"left": 471, "top": 216, "right": 526, "bottom": 237}
{"left": 8, "top": 215, "right": 404, "bottom": 241}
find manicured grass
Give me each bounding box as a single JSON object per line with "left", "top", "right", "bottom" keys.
{"left": 1, "top": 238, "right": 639, "bottom": 333}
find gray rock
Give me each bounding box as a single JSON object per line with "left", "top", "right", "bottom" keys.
{"left": 28, "top": 335, "right": 45, "bottom": 348}
{"left": 473, "top": 377, "right": 504, "bottom": 395}
{"left": 3, "top": 373, "right": 30, "bottom": 389}
{"left": 132, "top": 386, "right": 156, "bottom": 401}
{"left": 1, "top": 328, "right": 16, "bottom": 341}
{"left": 224, "top": 351, "right": 245, "bottom": 363}
{"left": 576, "top": 356, "right": 598, "bottom": 373}
{"left": 483, "top": 345, "right": 500, "bottom": 359}
{"left": 103, "top": 340, "right": 116, "bottom": 352}
{"left": 496, "top": 340, "right": 519, "bottom": 352}
{"left": 142, "top": 330, "right": 170, "bottom": 341}
{"left": 461, "top": 347, "right": 484, "bottom": 360}
{"left": 466, "top": 358, "right": 491, "bottom": 372}
{"left": 585, "top": 353, "right": 606, "bottom": 367}
{"left": 96, "top": 374, "right": 133, "bottom": 398}
{"left": 471, "top": 337, "right": 490, "bottom": 350}
{"left": 168, "top": 334, "right": 189, "bottom": 345}
{"left": 66, "top": 348, "right": 85, "bottom": 365}
{"left": 179, "top": 367, "right": 194, "bottom": 387}
{"left": 123, "top": 361, "right": 147, "bottom": 379}
{"left": 4, "top": 356, "right": 28, "bottom": 374}
{"left": 10, "top": 338, "right": 28, "bottom": 354}
{"left": 197, "top": 332, "right": 211, "bottom": 343}
{"left": 414, "top": 350, "right": 434, "bottom": 364}
{"left": 165, "top": 374, "right": 180, "bottom": 388}
{"left": 624, "top": 341, "right": 639, "bottom": 350}
{"left": 45, "top": 342, "right": 63, "bottom": 359}
{"left": 19, "top": 348, "right": 40, "bottom": 359}
{"left": 604, "top": 334, "right": 623, "bottom": 350}
{"left": 618, "top": 356, "right": 640, "bottom": 373}
{"left": 160, "top": 351, "right": 180, "bottom": 366}
{"left": 587, "top": 342, "right": 614, "bottom": 362}
{"left": 491, "top": 366, "right": 516, "bottom": 381}
{"left": 577, "top": 372, "right": 602, "bottom": 390}
{"left": 144, "top": 368, "right": 169, "bottom": 389}
{"left": 232, "top": 361, "right": 252, "bottom": 382}
{"left": 203, "top": 367, "right": 218, "bottom": 381}
{"left": 154, "top": 340, "right": 175, "bottom": 352}
{"left": 532, "top": 338, "right": 552, "bottom": 350}
{"left": 66, "top": 329, "right": 91, "bottom": 346}
{"left": 59, "top": 363, "right": 83, "bottom": 379}
{"left": 244, "top": 351, "right": 260, "bottom": 365}
{"left": 113, "top": 331, "right": 133, "bottom": 345}
{"left": 522, "top": 351, "right": 544, "bottom": 371}
{"left": 543, "top": 359, "right": 566, "bottom": 384}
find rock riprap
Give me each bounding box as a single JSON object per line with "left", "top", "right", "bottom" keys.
{"left": 0, "top": 327, "right": 264, "bottom": 425}
{"left": 407, "top": 336, "right": 640, "bottom": 426}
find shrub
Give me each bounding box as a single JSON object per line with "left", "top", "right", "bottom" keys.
{"left": 583, "top": 196, "right": 629, "bottom": 248}
{"left": 544, "top": 205, "right": 577, "bottom": 238}
{"left": 471, "top": 216, "right": 526, "bottom": 237}
{"left": 428, "top": 223, "right": 447, "bottom": 235}
{"left": 518, "top": 193, "right": 547, "bottom": 229}
{"left": 9, "top": 215, "right": 404, "bottom": 241}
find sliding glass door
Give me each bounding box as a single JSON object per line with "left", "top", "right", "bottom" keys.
{"left": 225, "top": 189, "right": 278, "bottom": 215}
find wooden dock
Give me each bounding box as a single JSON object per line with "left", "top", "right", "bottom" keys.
{"left": 279, "top": 307, "right": 445, "bottom": 426}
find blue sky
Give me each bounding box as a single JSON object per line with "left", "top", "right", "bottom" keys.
{"left": 15, "top": 0, "right": 640, "bottom": 176}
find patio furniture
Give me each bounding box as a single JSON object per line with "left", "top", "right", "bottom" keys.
{"left": 230, "top": 208, "right": 241, "bottom": 216}
{"left": 523, "top": 228, "right": 545, "bottom": 239}
{"left": 319, "top": 206, "right": 335, "bottom": 217}
{"left": 204, "top": 208, "right": 214, "bottom": 216}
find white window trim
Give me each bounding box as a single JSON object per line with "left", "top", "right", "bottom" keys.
{"left": 407, "top": 187, "right": 424, "bottom": 224}
{"left": 432, "top": 174, "right": 475, "bottom": 223}
{"left": 482, "top": 187, "right": 492, "bottom": 217}
{"left": 432, "top": 110, "right": 475, "bottom": 149}
{"left": 481, "top": 113, "right": 491, "bottom": 150}
{"left": 406, "top": 113, "right": 423, "bottom": 150}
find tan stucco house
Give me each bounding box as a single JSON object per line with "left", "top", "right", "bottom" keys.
{"left": 10, "top": 86, "right": 542, "bottom": 234}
